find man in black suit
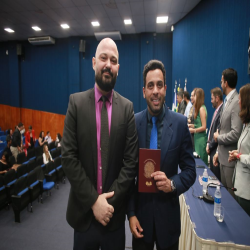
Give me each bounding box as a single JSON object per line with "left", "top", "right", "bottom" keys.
{"left": 128, "top": 60, "right": 196, "bottom": 250}
{"left": 62, "top": 38, "right": 138, "bottom": 250}
{"left": 206, "top": 87, "right": 223, "bottom": 180}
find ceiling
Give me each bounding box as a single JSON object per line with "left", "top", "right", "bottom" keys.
{"left": 0, "top": 0, "right": 201, "bottom": 42}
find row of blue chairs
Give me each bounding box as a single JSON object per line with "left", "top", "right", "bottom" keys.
{"left": 0, "top": 154, "right": 65, "bottom": 222}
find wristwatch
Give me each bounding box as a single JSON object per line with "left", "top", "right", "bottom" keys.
{"left": 170, "top": 180, "right": 176, "bottom": 192}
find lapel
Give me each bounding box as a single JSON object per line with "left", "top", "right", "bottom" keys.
{"left": 137, "top": 110, "right": 147, "bottom": 149}
{"left": 220, "top": 90, "right": 237, "bottom": 122}
{"left": 103, "top": 91, "right": 119, "bottom": 189}
{"left": 88, "top": 89, "right": 97, "bottom": 177}
{"left": 211, "top": 104, "right": 223, "bottom": 132}
{"left": 160, "top": 106, "right": 173, "bottom": 166}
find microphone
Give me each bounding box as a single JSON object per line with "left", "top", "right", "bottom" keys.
{"left": 202, "top": 183, "right": 237, "bottom": 204}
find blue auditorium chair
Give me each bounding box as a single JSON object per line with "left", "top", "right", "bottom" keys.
{"left": 17, "top": 152, "right": 26, "bottom": 164}
{"left": 16, "top": 163, "right": 29, "bottom": 179}
{"left": 0, "top": 175, "right": 8, "bottom": 210}
{"left": 0, "top": 135, "right": 7, "bottom": 142}
{"left": 54, "top": 156, "right": 65, "bottom": 184}
{"left": 11, "top": 176, "right": 30, "bottom": 222}
{"left": 3, "top": 169, "right": 17, "bottom": 204}
{"left": 0, "top": 131, "right": 4, "bottom": 136}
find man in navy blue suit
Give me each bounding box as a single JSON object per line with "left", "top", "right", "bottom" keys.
{"left": 128, "top": 60, "right": 196, "bottom": 250}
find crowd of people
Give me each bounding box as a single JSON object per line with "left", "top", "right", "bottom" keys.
{"left": 0, "top": 125, "right": 62, "bottom": 174}
{"left": 176, "top": 69, "right": 250, "bottom": 216}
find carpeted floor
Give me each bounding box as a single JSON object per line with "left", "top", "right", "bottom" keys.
{"left": 0, "top": 179, "right": 133, "bottom": 250}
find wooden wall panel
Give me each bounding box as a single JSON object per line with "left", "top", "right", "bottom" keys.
{"left": 0, "top": 104, "right": 65, "bottom": 140}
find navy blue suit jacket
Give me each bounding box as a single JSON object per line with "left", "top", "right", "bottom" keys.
{"left": 128, "top": 106, "right": 196, "bottom": 248}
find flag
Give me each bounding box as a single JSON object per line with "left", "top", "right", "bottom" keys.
{"left": 184, "top": 78, "right": 187, "bottom": 91}
{"left": 172, "top": 86, "right": 177, "bottom": 112}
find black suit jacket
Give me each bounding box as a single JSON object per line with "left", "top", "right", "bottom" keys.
{"left": 208, "top": 104, "right": 223, "bottom": 153}
{"left": 128, "top": 106, "right": 196, "bottom": 248}
{"left": 62, "top": 88, "right": 138, "bottom": 232}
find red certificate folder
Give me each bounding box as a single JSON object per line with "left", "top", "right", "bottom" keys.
{"left": 138, "top": 148, "right": 161, "bottom": 193}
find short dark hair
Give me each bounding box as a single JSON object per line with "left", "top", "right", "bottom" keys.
{"left": 143, "top": 60, "right": 166, "bottom": 87}
{"left": 211, "top": 87, "right": 223, "bottom": 101}
{"left": 239, "top": 83, "right": 250, "bottom": 123}
{"left": 47, "top": 131, "right": 50, "bottom": 135}
{"left": 177, "top": 91, "right": 183, "bottom": 98}
{"left": 29, "top": 125, "right": 32, "bottom": 130}
{"left": 183, "top": 91, "right": 190, "bottom": 100}
{"left": 222, "top": 68, "right": 237, "bottom": 88}
{"left": 18, "top": 122, "right": 23, "bottom": 128}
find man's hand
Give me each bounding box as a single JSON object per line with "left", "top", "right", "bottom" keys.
{"left": 206, "top": 144, "right": 210, "bottom": 155}
{"left": 129, "top": 216, "right": 143, "bottom": 238}
{"left": 228, "top": 150, "right": 238, "bottom": 162}
{"left": 151, "top": 171, "right": 172, "bottom": 193}
{"left": 91, "top": 191, "right": 114, "bottom": 226}
{"left": 213, "top": 129, "right": 219, "bottom": 142}
{"left": 213, "top": 153, "right": 219, "bottom": 167}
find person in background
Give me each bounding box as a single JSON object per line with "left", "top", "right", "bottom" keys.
{"left": 228, "top": 83, "right": 250, "bottom": 215}
{"left": 55, "top": 133, "right": 62, "bottom": 148}
{"left": 0, "top": 151, "right": 20, "bottom": 174}
{"left": 189, "top": 88, "right": 208, "bottom": 165}
{"left": 177, "top": 90, "right": 186, "bottom": 115}
{"left": 7, "top": 128, "right": 13, "bottom": 139}
{"left": 3, "top": 135, "right": 12, "bottom": 159}
{"left": 10, "top": 122, "right": 24, "bottom": 162}
{"left": 188, "top": 88, "right": 197, "bottom": 151}
{"left": 213, "top": 68, "right": 243, "bottom": 197}
{"left": 38, "top": 131, "right": 47, "bottom": 147}
{"left": 25, "top": 125, "right": 35, "bottom": 151}
{"left": 43, "top": 144, "right": 53, "bottom": 164}
{"left": 184, "top": 91, "right": 192, "bottom": 117}
{"left": 206, "top": 87, "right": 223, "bottom": 180}
{"left": 45, "top": 131, "right": 53, "bottom": 144}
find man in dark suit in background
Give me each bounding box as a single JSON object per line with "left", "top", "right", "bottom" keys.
{"left": 128, "top": 60, "right": 196, "bottom": 250}
{"left": 206, "top": 87, "right": 223, "bottom": 180}
{"left": 177, "top": 90, "right": 186, "bottom": 115}
{"left": 62, "top": 38, "right": 138, "bottom": 250}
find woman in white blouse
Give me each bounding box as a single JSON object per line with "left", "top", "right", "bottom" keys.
{"left": 228, "top": 83, "right": 250, "bottom": 216}
{"left": 43, "top": 144, "right": 53, "bottom": 164}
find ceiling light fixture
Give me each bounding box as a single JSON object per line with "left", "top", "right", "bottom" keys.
{"left": 32, "top": 26, "right": 41, "bottom": 31}
{"left": 171, "top": 25, "right": 174, "bottom": 31}
{"left": 91, "top": 21, "right": 100, "bottom": 27}
{"left": 4, "top": 28, "right": 15, "bottom": 33}
{"left": 124, "top": 19, "right": 132, "bottom": 25}
{"left": 61, "top": 24, "right": 70, "bottom": 29}
{"left": 156, "top": 16, "right": 168, "bottom": 24}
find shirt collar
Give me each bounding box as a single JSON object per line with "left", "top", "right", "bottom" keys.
{"left": 215, "top": 103, "right": 223, "bottom": 112}
{"left": 147, "top": 104, "right": 165, "bottom": 123}
{"left": 225, "top": 89, "right": 236, "bottom": 102}
{"left": 94, "top": 84, "right": 113, "bottom": 104}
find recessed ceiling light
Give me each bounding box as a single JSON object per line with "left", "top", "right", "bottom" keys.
{"left": 124, "top": 19, "right": 132, "bottom": 25}
{"left": 91, "top": 21, "right": 100, "bottom": 27}
{"left": 156, "top": 16, "right": 168, "bottom": 24}
{"left": 32, "top": 26, "right": 41, "bottom": 31}
{"left": 171, "top": 25, "right": 174, "bottom": 31}
{"left": 4, "top": 28, "right": 14, "bottom": 33}
{"left": 61, "top": 24, "right": 70, "bottom": 29}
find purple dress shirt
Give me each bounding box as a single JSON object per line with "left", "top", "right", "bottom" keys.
{"left": 95, "top": 85, "right": 113, "bottom": 194}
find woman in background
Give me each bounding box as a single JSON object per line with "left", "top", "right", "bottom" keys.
{"left": 43, "top": 144, "right": 53, "bottom": 164}
{"left": 25, "top": 125, "right": 35, "bottom": 151}
{"left": 55, "top": 133, "right": 62, "bottom": 148}
{"left": 188, "top": 88, "right": 208, "bottom": 165}
{"left": 228, "top": 83, "right": 250, "bottom": 216}
{"left": 38, "top": 131, "right": 47, "bottom": 147}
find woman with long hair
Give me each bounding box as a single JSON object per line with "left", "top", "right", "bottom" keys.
{"left": 189, "top": 88, "right": 208, "bottom": 164}
{"left": 228, "top": 83, "right": 250, "bottom": 216}
{"left": 43, "top": 144, "right": 53, "bottom": 164}
{"left": 38, "top": 131, "right": 47, "bottom": 147}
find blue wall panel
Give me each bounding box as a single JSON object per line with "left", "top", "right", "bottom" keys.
{"left": 173, "top": 0, "right": 250, "bottom": 128}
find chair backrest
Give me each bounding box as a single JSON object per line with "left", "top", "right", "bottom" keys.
{"left": 27, "top": 148, "right": 35, "bottom": 160}
{"left": 17, "top": 152, "right": 26, "bottom": 164}
{"left": 0, "top": 131, "right": 5, "bottom": 136}
{"left": 54, "top": 156, "right": 61, "bottom": 168}
{"left": 27, "top": 159, "right": 36, "bottom": 172}
{"left": 0, "top": 141, "right": 7, "bottom": 150}
{"left": 48, "top": 141, "right": 56, "bottom": 151}
{"left": 9, "top": 155, "right": 16, "bottom": 167}
{"left": 3, "top": 169, "right": 16, "bottom": 185}
{"left": 13, "top": 176, "right": 28, "bottom": 196}
{"left": 35, "top": 146, "right": 43, "bottom": 157}
{"left": 27, "top": 166, "right": 41, "bottom": 187}
{"left": 34, "top": 140, "right": 39, "bottom": 148}
{"left": 36, "top": 155, "right": 43, "bottom": 166}
{"left": 0, "top": 135, "right": 7, "bottom": 142}
{"left": 45, "top": 161, "right": 55, "bottom": 174}
{"left": 50, "top": 148, "right": 58, "bottom": 159}
{"left": 16, "top": 164, "right": 29, "bottom": 179}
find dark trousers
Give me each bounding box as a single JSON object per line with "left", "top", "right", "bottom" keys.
{"left": 73, "top": 221, "right": 125, "bottom": 250}
{"left": 132, "top": 223, "right": 179, "bottom": 250}
{"left": 210, "top": 150, "right": 221, "bottom": 181}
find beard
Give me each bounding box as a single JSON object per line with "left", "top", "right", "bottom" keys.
{"left": 95, "top": 68, "right": 117, "bottom": 92}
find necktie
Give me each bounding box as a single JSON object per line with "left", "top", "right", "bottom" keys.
{"left": 150, "top": 117, "right": 158, "bottom": 149}
{"left": 101, "top": 96, "right": 109, "bottom": 191}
